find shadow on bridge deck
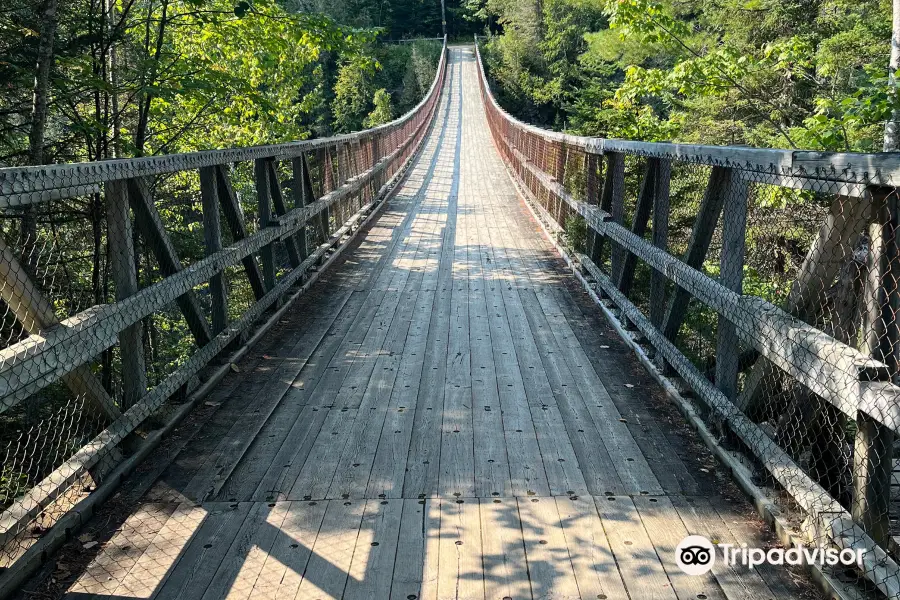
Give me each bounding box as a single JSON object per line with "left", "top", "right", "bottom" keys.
{"left": 29, "top": 47, "right": 816, "bottom": 600}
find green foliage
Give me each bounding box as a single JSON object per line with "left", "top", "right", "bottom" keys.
{"left": 472, "top": 0, "right": 896, "bottom": 151}
{"left": 333, "top": 58, "right": 377, "bottom": 132}
{"left": 365, "top": 89, "right": 394, "bottom": 127}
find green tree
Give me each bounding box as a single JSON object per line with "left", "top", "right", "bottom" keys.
{"left": 365, "top": 88, "right": 394, "bottom": 126}
{"left": 333, "top": 58, "right": 376, "bottom": 132}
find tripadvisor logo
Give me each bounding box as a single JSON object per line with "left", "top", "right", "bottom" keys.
{"left": 676, "top": 535, "right": 716, "bottom": 575}
{"left": 675, "top": 535, "right": 865, "bottom": 575}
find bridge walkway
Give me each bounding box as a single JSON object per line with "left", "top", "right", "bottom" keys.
{"left": 57, "top": 47, "right": 812, "bottom": 600}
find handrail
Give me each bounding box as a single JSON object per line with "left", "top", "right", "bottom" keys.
{"left": 0, "top": 36, "right": 448, "bottom": 208}
{"left": 475, "top": 36, "right": 900, "bottom": 598}
{"left": 473, "top": 36, "right": 898, "bottom": 191}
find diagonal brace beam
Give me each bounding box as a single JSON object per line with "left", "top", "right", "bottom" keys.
{"left": 126, "top": 177, "right": 212, "bottom": 347}
{"left": 214, "top": 165, "right": 267, "bottom": 301}
{"left": 0, "top": 236, "right": 121, "bottom": 420}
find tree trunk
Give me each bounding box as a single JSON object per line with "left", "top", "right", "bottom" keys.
{"left": 134, "top": 0, "right": 170, "bottom": 156}
{"left": 884, "top": 0, "right": 900, "bottom": 152}
{"left": 21, "top": 0, "right": 60, "bottom": 270}
{"left": 28, "top": 0, "right": 58, "bottom": 166}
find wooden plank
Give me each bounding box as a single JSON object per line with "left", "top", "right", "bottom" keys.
{"left": 250, "top": 288, "right": 389, "bottom": 500}
{"left": 328, "top": 203, "right": 431, "bottom": 499}
{"left": 249, "top": 205, "right": 414, "bottom": 501}
{"left": 555, "top": 495, "right": 629, "bottom": 600}
{"left": 511, "top": 168, "right": 698, "bottom": 495}
{"left": 154, "top": 502, "right": 253, "bottom": 600}
{"left": 368, "top": 125, "right": 448, "bottom": 498}
{"left": 213, "top": 291, "right": 358, "bottom": 502}
{"left": 531, "top": 308, "right": 663, "bottom": 494}
{"left": 649, "top": 159, "right": 671, "bottom": 328}
{"left": 671, "top": 496, "right": 781, "bottom": 600}
{"left": 632, "top": 495, "right": 725, "bottom": 600}
{"left": 255, "top": 158, "right": 276, "bottom": 291}
{"left": 343, "top": 499, "right": 404, "bottom": 599}
{"left": 251, "top": 499, "right": 327, "bottom": 598}
{"left": 707, "top": 495, "right": 811, "bottom": 599}
{"left": 65, "top": 503, "right": 177, "bottom": 597}
{"left": 466, "top": 129, "right": 554, "bottom": 500}
{"left": 144, "top": 334, "right": 293, "bottom": 502}
{"left": 277, "top": 206, "right": 417, "bottom": 501}
{"left": 250, "top": 204, "right": 414, "bottom": 502}
{"left": 402, "top": 184, "right": 454, "bottom": 499}
{"left": 478, "top": 497, "right": 530, "bottom": 600}
{"left": 292, "top": 156, "right": 311, "bottom": 261}
{"left": 107, "top": 502, "right": 208, "bottom": 598}
{"left": 436, "top": 498, "right": 484, "bottom": 600}
{"left": 607, "top": 153, "right": 627, "bottom": 281}
{"left": 594, "top": 494, "right": 678, "bottom": 600}
{"left": 127, "top": 176, "right": 212, "bottom": 346}
{"left": 390, "top": 498, "right": 434, "bottom": 600}
{"left": 502, "top": 181, "right": 664, "bottom": 497}
{"left": 469, "top": 207, "right": 513, "bottom": 498}
{"left": 517, "top": 496, "right": 581, "bottom": 598}
{"left": 439, "top": 167, "right": 476, "bottom": 499}
{"left": 200, "top": 501, "right": 289, "bottom": 600}
{"left": 106, "top": 178, "right": 147, "bottom": 408}
{"left": 295, "top": 498, "right": 366, "bottom": 599}
{"left": 288, "top": 407, "right": 359, "bottom": 501}
{"left": 547, "top": 282, "right": 701, "bottom": 495}
{"left": 200, "top": 166, "right": 228, "bottom": 335}
{"left": 515, "top": 289, "right": 617, "bottom": 496}
{"left": 476, "top": 198, "right": 552, "bottom": 499}
{"left": 183, "top": 293, "right": 354, "bottom": 503}
{"left": 487, "top": 197, "right": 585, "bottom": 497}
{"left": 215, "top": 165, "right": 266, "bottom": 301}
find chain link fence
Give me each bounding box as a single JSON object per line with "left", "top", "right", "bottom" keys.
{"left": 476, "top": 36, "right": 900, "bottom": 599}
{"left": 0, "top": 38, "right": 447, "bottom": 595}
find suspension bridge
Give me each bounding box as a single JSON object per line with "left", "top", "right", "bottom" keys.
{"left": 2, "top": 42, "right": 900, "bottom": 599}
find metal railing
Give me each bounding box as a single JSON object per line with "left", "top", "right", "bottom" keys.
{"left": 476, "top": 37, "right": 900, "bottom": 597}
{"left": 0, "top": 36, "right": 447, "bottom": 595}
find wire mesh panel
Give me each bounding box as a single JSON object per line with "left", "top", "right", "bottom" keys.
{"left": 475, "top": 35, "right": 900, "bottom": 597}
{"left": 0, "top": 38, "right": 448, "bottom": 593}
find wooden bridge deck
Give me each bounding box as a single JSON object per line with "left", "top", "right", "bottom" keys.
{"left": 57, "top": 48, "right": 813, "bottom": 600}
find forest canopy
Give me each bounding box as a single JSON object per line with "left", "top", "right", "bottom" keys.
{"left": 468, "top": 0, "right": 898, "bottom": 152}
{"left": 0, "top": 0, "right": 472, "bottom": 167}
